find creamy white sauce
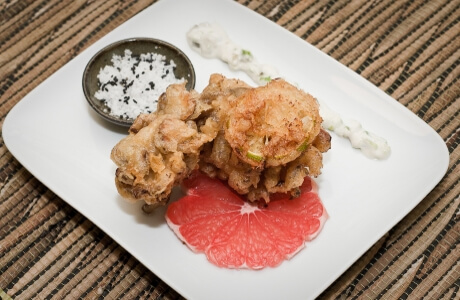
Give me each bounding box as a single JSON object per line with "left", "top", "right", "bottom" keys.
{"left": 186, "top": 22, "right": 279, "bottom": 85}
{"left": 186, "top": 22, "right": 391, "bottom": 159}
{"left": 319, "top": 102, "right": 391, "bottom": 159}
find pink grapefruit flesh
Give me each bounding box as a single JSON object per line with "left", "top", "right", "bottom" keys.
{"left": 165, "top": 171, "right": 328, "bottom": 269}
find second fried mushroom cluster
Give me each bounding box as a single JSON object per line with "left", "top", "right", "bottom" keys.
{"left": 198, "top": 75, "right": 331, "bottom": 202}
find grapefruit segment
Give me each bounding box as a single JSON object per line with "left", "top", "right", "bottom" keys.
{"left": 166, "top": 171, "right": 327, "bottom": 269}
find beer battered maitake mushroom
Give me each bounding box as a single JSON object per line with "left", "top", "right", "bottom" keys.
{"left": 111, "top": 74, "right": 331, "bottom": 211}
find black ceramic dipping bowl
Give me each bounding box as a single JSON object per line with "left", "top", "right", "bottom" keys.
{"left": 82, "top": 38, "right": 196, "bottom": 127}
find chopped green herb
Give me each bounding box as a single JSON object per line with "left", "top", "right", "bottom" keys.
{"left": 260, "top": 76, "right": 272, "bottom": 82}
{"left": 242, "top": 49, "right": 252, "bottom": 56}
{"left": 247, "top": 151, "right": 264, "bottom": 162}
{"left": 367, "top": 140, "right": 378, "bottom": 149}
{"left": 296, "top": 139, "right": 309, "bottom": 152}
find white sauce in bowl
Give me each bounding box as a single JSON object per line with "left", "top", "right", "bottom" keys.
{"left": 186, "top": 22, "right": 391, "bottom": 160}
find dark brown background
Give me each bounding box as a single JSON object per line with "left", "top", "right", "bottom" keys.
{"left": 1, "top": 0, "right": 458, "bottom": 299}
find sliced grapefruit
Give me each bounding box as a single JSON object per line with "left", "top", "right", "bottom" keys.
{"left": 165, "top": 171, "right": 327, "bottom": 269}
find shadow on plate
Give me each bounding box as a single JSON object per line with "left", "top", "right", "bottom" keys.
{"left": 86, "top": 101, "right": 130, "bottom": 135}
{"left": 115, "top": 186, "right": 185, "bottom": 228}
{"left": 116, "top": 195, "right": 165, "bottom": 228}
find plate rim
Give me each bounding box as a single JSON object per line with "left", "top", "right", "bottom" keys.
{"left": 2, "top": 0, "right": 450, "bottom": 299}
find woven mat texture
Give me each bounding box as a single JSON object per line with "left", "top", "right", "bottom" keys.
{"left": 0, "top": 0, "right": 458, "bottom": 299}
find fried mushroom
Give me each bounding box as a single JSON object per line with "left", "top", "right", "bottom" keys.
{"left": 111, "top": 74, "right": 331, "bottom": 211}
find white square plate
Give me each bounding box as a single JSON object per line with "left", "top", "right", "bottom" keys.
{"left": 3, "top": 0, "right": 449, "bottom": 299}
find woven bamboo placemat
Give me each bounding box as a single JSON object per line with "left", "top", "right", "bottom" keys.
{"left": 0, "top": 0, "right": 458, "bottom": 299}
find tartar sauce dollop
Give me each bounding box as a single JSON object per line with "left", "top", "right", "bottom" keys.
{"left": 186, "top": 22, "right": 279, "bottom": 85}
{"left": 319, "top": 102, "right": 390, "bottom": 159}
{"left": 186, "top": 22, "right": 391, "bottom": 160}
